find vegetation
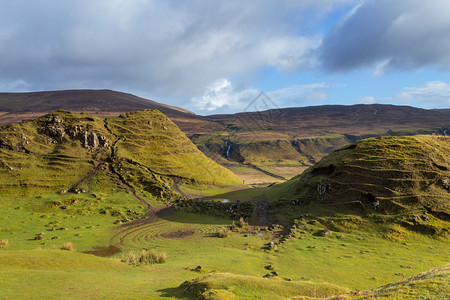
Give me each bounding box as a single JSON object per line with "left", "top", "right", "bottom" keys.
{"left": 0, "top": 108, "right": 448, "bottom": 299}
{"left": 61, "top": 242, "right": 75, "bottom": 252}
{"left": 178, "top": 272, "right": 349, "bottom": 299}
{"left": 119, "top": 250, "right": 166, "bottom": 265}
{"left": 360, "top": 264, "right": 449, "bottom": 299}
{"left": 0, "top": 239, "right": 8, "bottom": 248}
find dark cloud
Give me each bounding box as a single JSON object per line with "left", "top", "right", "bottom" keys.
{"left": 319, "top": 0, "right": 450, "bottom": 73}
{"left": 0, "top": 0, "right": 348, "bottom": 100}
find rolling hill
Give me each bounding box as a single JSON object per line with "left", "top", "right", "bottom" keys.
{"left": 0, "top": 109, "right": 242, "bottom": 198}
{"left": 2, "top": 89, "right": 450, "bottom": 185}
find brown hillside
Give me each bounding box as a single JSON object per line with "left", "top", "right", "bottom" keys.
{"left": 0, "top": 89, "right": 224, "bottom": 133}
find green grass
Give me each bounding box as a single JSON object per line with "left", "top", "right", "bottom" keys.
{"left": 179, "top": 272, "right": 349, "bottom": 299}
{"left": 0, "top": 191, "right": 145, "bottom": 251}
{"left": 361, "top": 264, "right": 449, "bottom": 299}
{"left": 1, "top": 114, "right": 449, "bottom": 300}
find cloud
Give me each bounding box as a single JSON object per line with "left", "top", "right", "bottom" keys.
{"left": 395, "top": 81, "right": 450, "bottom": 106}
{"left": 0, "top": 0, "right": 349, "bottom": 102}
{"left": 320, "top": 0, "right": 450, "bottom": 73}
{"left": 357, "top": 96, "right": 377, "bottom": 104}
{"left": 267, "top": 83, "right": 329, "bottom": 106}
{"left": 190, "top": 80, "right": 332, "bottom": 114}
{"left": 189, "top": 79, "right": 259, "bottom": 114}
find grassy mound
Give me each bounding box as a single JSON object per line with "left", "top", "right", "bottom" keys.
{"left": 272, "top": 136, "right": 450, "bottom": 222}
{"left": 361, "top": 264, "right": 449, "bottom": 299}
{"left": 178, "top": 272, "right": 349, "bottom": 299}
{"left": 0, "top": 109, "right": 242, "bottom": 198}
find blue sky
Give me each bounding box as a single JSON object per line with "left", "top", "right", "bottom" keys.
{"left": 0, "top": 0, "right": 449, "bottom": 114}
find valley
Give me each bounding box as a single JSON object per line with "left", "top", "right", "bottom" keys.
{"left": 0, "top": 91, "right": 448, "bottom": 299}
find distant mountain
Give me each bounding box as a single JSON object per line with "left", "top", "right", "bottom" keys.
{"left": 208, "top": 104, "right": 450, "bottom": 137}
{"left": 0, "top": 89, "right": 224, "bottom": 133}
{"left": 2, "top": 89, "right": 450, "bottom": 185}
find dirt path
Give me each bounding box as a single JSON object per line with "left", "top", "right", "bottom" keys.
{"left": 170, "top": 176, "right": 189, "bottom": 197}
{"left": 70, "top": 160, "right": 107, "bottom": 190}
{"left": 254, "top": 201, "right": 271, "bottom": 226}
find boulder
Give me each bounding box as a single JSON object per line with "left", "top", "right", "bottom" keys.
{"left": 320, "top": 229, "right": 331, "bottom": 236}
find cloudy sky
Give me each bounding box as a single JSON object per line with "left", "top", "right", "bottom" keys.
{"left": 1, "top": 0, "right": 450, "bottom": 114}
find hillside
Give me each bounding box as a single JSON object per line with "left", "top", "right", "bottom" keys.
{"left": 245, "top": 135, "right": 450, "bottom": 239}
{"left": 2, "top": 89, "right": 450, "bottom": 185}
{"left": 0, "top": 89, "right": 224, "bottom": 133}
{"left": 0, "top": 109, "right": 241, "bottom": 198}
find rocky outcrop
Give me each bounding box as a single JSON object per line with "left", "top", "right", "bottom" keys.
{"left": 41, "top": 115, "right": 66, "bottom": 143}
{"left": 39, "top": 115, "right": 109, "bottom": 151}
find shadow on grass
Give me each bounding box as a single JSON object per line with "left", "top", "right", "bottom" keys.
{"left": 157, "top": 287, "right": 194, "bottom": 299}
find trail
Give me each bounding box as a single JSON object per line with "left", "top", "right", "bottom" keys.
{"left": 170, "top": 176, "right": 189, "bottom": 197}
{"left": 70, "top": 160, "right": 107, "bottom": 190}
{"left": 254, "top": 201, "right": 270, "bottom": 226}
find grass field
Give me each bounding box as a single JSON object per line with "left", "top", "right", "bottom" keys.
{"left": 0, "top": 190, "right": 448, "bottom": 299}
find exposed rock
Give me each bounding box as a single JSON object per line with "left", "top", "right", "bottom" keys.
{"left": 263, "top": 271, "right": 279, "bottom": 278}
{"left": 320, "top": 229, "right": 331, "bottom": 236}
{"left": 317, "top": 182, "right": 331, "bottom": 196}
{"left": 42, "top": 116, "right": 66, "bottom": 143}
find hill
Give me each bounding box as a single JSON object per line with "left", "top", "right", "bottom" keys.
{"left": 2, "top": 89, "right": 450, "bottom": 185}
{"left": 0, "top": 89, "right": 224, "bottom": 134}
{"left": 192, "top": 104, "right": 450, "bottom": 185}
{"left": 0, "top": 109, "right": 242, "bottom": 198}
{"left": 241, "top": 135, "right": 450, "bottom": 239}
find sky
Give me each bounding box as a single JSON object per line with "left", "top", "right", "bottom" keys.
{"left": 0, "top": 0, "right": 450, "bottom": 115}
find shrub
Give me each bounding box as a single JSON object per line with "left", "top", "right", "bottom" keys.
{"left": 121, "top": 250, "right": 166, "bottom": 265}
{"left": 61, "top": 242, "right": 75, "bottom": 252}
{"left": 238, "top": 217, "right": 248, "bottom": 228}
{"left": 121, "top": 251, "right": 138, "bottom": 264}
{"left": 0, "top": 239, "right": 8, "bottom": 248}
{"left": 218, "top": 228, "right": 230, "bottom": 238}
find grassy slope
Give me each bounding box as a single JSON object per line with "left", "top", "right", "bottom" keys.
{"left": 1, "top": 127, "right": 449, "bottom": 299}
{"left": 360, "top": 264, "right": 449, "bottom": 299}
{"left": 0, "top": 110, "right": 242, "bottom": 198}
{"left": 107, "top": 110, "right": 241, "bottom": 185}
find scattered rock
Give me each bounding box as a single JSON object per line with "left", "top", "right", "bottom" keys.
{"left": 263, "top": 271, "right": 279, "bottom": 278}
{"left": 268, "top": 242, "right": 276, "bottom": 249}
{"left": 320, "top": 229, "right": 331, "bottom": 236}
{"left": 265, "top": 265, "right": 275, "bottom": 270}
{"left": 421, "top": 214, "right": 429, "bottom": 221}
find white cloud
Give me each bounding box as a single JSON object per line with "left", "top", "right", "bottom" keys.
{"left": 395, "top": 81, "right": 450, "bottom": 106}
{"left": 190, "top": 79, "right": 259, "bottom": 113}
{"left": 267, "top": 83, "right": 329, "bottom": 106}
{"left": 190, "top": 80, "right": 334, "bottom": 114}
{"left": 357, "top": 96, "right": 377, "bottom": 104}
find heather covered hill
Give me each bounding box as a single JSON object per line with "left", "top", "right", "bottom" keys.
{"left": 0, "top": 89, "right": 224, "bottom": 133}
